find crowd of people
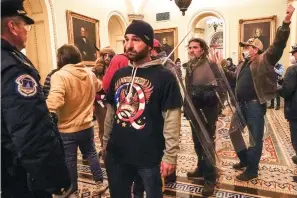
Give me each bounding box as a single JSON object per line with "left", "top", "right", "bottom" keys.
{"left": 1, "top": 0, "right": 296, "bottom": 197}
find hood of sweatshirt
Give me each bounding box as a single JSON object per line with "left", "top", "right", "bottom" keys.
{"left": 127, "top": 58, "right": 163, "bottom": 69}
{"left": 61, "top": 63, "right": 89, "bottom": 80}
{"left": 124, "top": 58, "right": 163, "bottom": 103}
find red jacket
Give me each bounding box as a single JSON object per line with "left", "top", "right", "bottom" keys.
{"left": 102, "top": 54, "right": 128, "bottom": 93}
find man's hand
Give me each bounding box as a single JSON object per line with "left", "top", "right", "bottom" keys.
{"left": 101, "top": 146, "right": 107, "bottom": 161}
{"left": 160, "top": 161, "right": 176, "bottom": 178}
{"left": 284, "top": 4, "right": 295, "bottom": 23}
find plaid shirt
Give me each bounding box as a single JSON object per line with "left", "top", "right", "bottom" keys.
{"left": 43, "top": 69, "right": 59, "bottom": 99}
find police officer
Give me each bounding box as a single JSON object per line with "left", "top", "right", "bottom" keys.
{"left": 1, "top": 0, "right": 72, "bottom": 197}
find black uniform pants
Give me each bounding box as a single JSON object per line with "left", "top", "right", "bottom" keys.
{"left": 2, "top": 165, "right": 52, "bottom": 198}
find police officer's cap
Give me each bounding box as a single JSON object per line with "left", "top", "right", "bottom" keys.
{"left": 1, "top": 0, "right": 34, "bottom": 25}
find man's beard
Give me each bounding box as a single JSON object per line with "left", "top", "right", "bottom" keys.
{"left": 188, "top": 54, "right": 196, "bottom": 61}
{"left": 104, "top": 59, "right": 111, "bottom": 65}
{"left": 188, "top": 53, "right": 202, "bottom": 61}
{"left": 126, "top": 46, "right": 149, "bottom": 62}
{"left": 188, "top": 55, "right": 201, "bottom": 62}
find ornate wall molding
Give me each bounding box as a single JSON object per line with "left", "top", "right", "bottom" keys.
{"left": 45, "top": 0, "right": 58, "bottom": 51}
{"left": 106, "top": 10, "right": 129, "bottom": 32}
{"left": 127, "top": 13, "right": 144, "bottom": 22}
{"left": 25, "top": 0, "right": 40, "bottom": 68}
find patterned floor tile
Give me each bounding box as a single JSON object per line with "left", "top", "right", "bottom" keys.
{"left": 76, "top": 107, "right": 297, "bottom": 197}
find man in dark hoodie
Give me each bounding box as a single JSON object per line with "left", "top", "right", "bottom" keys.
{"left": 225, "top": 57, "right": 237, "bottom": 94}
{"left": 103, "top": 20, "right": 182, "bottom": 198}
{"left": 279, "top": 44, "right": 297, "bottom": 179}
{"left": 131, "top": 39, "right": 180, "bottom": 198}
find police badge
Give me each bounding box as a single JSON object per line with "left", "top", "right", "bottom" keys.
{"left": 15, "top": 74, "right": 38, "bottom": 97}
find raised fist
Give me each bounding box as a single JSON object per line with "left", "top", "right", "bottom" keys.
{"left": 284, "top": 4, "right": 295, "bottom": 23}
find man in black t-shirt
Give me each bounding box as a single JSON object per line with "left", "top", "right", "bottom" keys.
{"left": 103, "top": 20, "right": 182, "bottom": 198}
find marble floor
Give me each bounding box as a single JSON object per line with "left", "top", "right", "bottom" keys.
{"left": 76, "top": 106, "right": 297, "bottom": 198}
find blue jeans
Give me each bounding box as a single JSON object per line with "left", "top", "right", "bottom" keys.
{"left": 231, "top": 101, "right": 266, "bottom": 175}
{"left": 289, "top": 119, "right": 297, "bottom": 155}
{"left": 105, "top": 152, "right": 163, "bottom": 198}
{"left": 60, "top": 127, "right": 103, "bottom": 192}
{"left": 133, "top": 174, "right": 145, "bottom": 198}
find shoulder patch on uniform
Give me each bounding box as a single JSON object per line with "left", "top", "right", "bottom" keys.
{"left": 15, "top": 74, "right": 38, "bottom": 97}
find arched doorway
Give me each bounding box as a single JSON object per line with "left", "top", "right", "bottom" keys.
{"left": 23, "top": 0, "right": 54, "bottom": 84}
{"left": 188, "top": 10, "right": 226, "bottom": 63}
{"left": 108, "top": 14, "right": 126, "bottom": 54}
{"left": 209, "top": 31, "right": 224, "bottom": 63}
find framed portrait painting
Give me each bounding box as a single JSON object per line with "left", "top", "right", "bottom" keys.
{"left": 66, "top": 10, "right": 100, "bottom": 66}
{"left": 154, "top": 28, "right": 178, "bottom": 62}
{"left": 238, "top": 15, "right": 277, "bottom": 61}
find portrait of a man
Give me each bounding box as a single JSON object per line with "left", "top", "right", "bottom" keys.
{"left": 162, "top": 37, "right": 173, "bottom": 60}
{"left": 74, "top": 26, "right": 96, "bottom": 61}
{"left": 239, "top": 16, "right": 276, "bottom": 60}
{"left": 252, "top": 27, "right": 268, "bottom": 51}
{"left": 154, "top": 28, "right": 178, "bottom": 61}
{"left": 67, "top": 10, "right": 100, "bottom": 65}
{"left": 242, "top": 23, "right": 270, "bottom": 51}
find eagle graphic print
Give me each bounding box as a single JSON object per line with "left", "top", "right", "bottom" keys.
{"left": 114, "top": 76, "right": 153, "bottom": 130}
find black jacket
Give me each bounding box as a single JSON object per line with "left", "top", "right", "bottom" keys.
{"left": 1, "top": 39, "right": 71, "bottom": 194}
{"left": 43, "top": 68, "right": 59, "bottom": 99}
{"left": 279, "top": 64, "right": 297, "bottom": 120}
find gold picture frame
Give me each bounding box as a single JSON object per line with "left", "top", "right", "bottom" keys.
{"left": 154, "top": 28, "right": 178, "bottom": 62}
{"left": 66, "top": 10, "right": 100, "bottom": 66}
{"left": 238, "top": 15, "right": 277, "bottom": 61}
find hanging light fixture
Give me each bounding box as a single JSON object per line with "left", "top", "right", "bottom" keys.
{"left": 207, "top": 18, "right": 223, "bottom": 32}
{"left": 174, "top": 0, "right": 192, "bottom": 16}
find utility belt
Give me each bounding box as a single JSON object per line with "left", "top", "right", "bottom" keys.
{"left": 190, "top": 84, "right": 218, "bottom": 108}
{"left": 3, "top": 152, "right": 21, "bottom": 177}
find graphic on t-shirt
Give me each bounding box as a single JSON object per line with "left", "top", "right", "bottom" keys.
{"left": 114, "top": 76, "right": 153, "bottom": 130}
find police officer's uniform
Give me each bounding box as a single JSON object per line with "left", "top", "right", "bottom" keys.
{"left": 1, "top": 0, "right": 71, "bottom": 197}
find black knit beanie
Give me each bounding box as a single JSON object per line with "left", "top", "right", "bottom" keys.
{"left": 125, "top": 20, "right": 154, "bottom": 47}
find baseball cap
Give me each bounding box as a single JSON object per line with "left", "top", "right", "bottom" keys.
{"left": 289, "top": 44, "right": 297, "bottom": 54}
{"left": 239, "top": 38, "right": 263, "bottom": 53}
{"left": 153, "top": 39, "right": 162, "bottom": 48}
